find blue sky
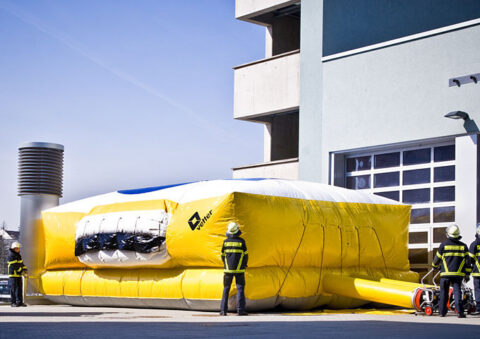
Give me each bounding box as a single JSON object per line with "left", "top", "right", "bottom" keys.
{"left": 0, "top": 0, "right": 265, "bottom": 230}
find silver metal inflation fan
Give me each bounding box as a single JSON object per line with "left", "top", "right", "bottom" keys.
{"left": 18, "top": 142, "right": 64, "bottom": 296}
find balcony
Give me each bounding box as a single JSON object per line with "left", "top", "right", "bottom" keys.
{"left": 234, "top": 50, "right": 300, "bottom": 120}
{"left": 236, "top": 0, "right": 300, "bottom": 24}
{"left": 232, "top": 158, "right": 299, "bottom": 180}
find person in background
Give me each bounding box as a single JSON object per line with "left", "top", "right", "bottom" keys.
{"left": 432, "top": 225, "right": 470, "bottom": 318}
{"left": 468, "top": 224, "right": 480, "bottom": 315}
{"left": 220, "top": 222, "right": 248, "bottom": 316}
{"left": 8, "top": 241, "right": 28, "bottom": 307}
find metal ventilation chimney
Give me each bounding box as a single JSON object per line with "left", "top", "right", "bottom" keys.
{"left": 18, "top": 142, "right": 64, "bottom": 295}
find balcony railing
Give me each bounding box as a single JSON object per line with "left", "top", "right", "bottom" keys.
{"left": 232, "top": 158, "right": 298, "bottom": 180}
{"left": 234, "top": 50, "right": 300, "bottom": 120}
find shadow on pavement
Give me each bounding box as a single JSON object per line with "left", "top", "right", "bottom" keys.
{"left": 0, "top": 321, "right": 478, "bottom": 338}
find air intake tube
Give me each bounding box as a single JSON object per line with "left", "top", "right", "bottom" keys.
{"left": 18, "top": 142, "right": 64, "bottom": 296}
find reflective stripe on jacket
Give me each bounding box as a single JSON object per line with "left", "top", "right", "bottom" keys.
{"left": 221, "top": 234, "right": 248, "bottom": 274}
{"left": 432, "top": 238, "right": 470, "bottom": 277}
{"left": 8, "top": 249, "right": 27, "bottom": 278}
{"left": 469, "top": 237, "right": 480, "bottom": 277}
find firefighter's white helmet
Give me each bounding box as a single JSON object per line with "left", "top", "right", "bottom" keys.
{"left": 10, "top": 241, "right": 21, "bottom": 249}
{"left": 446, "top": 225, "right": 460, "bottom": 239}
{"left": 227, "top": 222, "right": 240, "bottom": 235}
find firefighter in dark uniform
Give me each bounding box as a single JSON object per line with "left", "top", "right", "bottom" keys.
{"left": 432, "top": 225, "right": 470, "bottom": 318}
{"left": 8, "top": 241, "right": 28, "bottom": 307}
{"left": 468, "top": 224, "right": 480, "bottom": 315}
{"left": 220, "top": 222, "right": 248, "bottom": 316}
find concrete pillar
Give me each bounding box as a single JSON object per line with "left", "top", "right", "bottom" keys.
{"left": 455, "top": 134, "right": 478, "bottom": 246}
{"left": 298, "top": 0, "right": 324, "bottom": 182}
{"left": 264, "top": 123, "right": 272, "bottom": 162}
{"left": 266, "top": 26, "right": 273, "bottom": 58}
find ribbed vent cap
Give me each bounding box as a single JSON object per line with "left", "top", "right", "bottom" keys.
{"left": 18, "top": 142, "right": 64, "bottom": 196}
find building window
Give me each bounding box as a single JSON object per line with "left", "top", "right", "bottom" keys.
{"left": 374, "top": 152, "right": 400, "bottom": 169}
{"left": 343, "top": 143, "right": 456, "bottom": 272}
{"left": 270, "top": 111, "right": 299, "bottom": 161}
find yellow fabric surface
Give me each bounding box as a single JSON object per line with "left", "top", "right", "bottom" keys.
{"left": 42, "top": 211, "right": 87, "bottom": 269}
{"left": 323, "top": 274, "right": 421, "bottom": 308}
{"left": 166, "top": 195, "right": 234, "bottom": 267}
{"left": 40, "top": 267, "right": 419, "bottom": 309}
{"left": 42, "top": 193, "right": 411, "bottom": 271}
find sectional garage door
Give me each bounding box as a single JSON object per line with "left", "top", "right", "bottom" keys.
{"left": 344, "top": 143, "right": 456, "bottom": 274}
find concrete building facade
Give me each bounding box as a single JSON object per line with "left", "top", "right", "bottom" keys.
{"left": 232, "top": 0, "right": 480, "bottom": 275}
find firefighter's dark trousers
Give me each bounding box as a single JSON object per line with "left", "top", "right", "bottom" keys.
{"left": 439, "top": 277, "right": 464, "bottom": 316}
{"left": 9, "top": 277, "right": 23, "bottom": 305}
{"left": 220, "top": 273, "right": 246, "bottom": 313}
{"left": 474, "top": 277, "right": 480, "bottom": 312}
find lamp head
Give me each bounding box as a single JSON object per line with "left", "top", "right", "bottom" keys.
{"left": 444, "top": 111, "right": 469, "bottom": 120}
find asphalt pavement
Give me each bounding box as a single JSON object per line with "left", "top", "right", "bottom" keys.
{"left": 1, "top": 304, "right": 479, "bottom": 338}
